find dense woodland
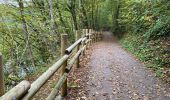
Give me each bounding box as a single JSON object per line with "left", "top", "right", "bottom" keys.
{"left": 0, "top": 0, "right": 169, "bottom": 90}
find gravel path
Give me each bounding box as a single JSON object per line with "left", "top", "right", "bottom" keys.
{"left": 65, "top": 32, "right": 170, "bottom": 100}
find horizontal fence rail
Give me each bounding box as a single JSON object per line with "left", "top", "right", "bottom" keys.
{"left": 0, "top": 80, "right": 30, "bottom": 100}
{"left": 0, "top": 29, "right": 102, "bottom": 100}
{"left": 65, "top": 38, "right": 82, "bottom": 55}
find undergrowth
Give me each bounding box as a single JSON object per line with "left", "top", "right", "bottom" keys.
{"left": 119, "top": 33, "right": 170, "bottom": 83}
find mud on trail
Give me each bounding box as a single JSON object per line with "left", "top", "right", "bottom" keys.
{"left": 64, "top": 32, "right": 170, "bottom": 100}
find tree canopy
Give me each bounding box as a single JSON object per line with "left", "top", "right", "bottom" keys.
{"left": 0, "top": 0, "right": 169, "bottom": 89}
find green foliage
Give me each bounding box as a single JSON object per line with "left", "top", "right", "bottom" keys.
{"left": 120, "top": 33, "right": 170, "bottom": 81}
{"left": 144, "top": 17, "right": 170, "bottom": 41}
{"left": 97, "top": 0, "right": 119, "bottom": 31}
{"left": 118, "top": 0, "right": 170, "bottom": 40}
{"left": 0, "top": 0, "right": 110, "bottom": 89}
{"left": 117, "top": 0, "right": 170, "bottom": 81}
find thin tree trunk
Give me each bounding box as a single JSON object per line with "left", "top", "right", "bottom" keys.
{"left": 56, "top": 0, "right": 69, "bottom": 34}
{"left": 91, "top": 0, "right": 95, "bottom": 29}
{"left": 114, "top": 2, "right": 120, "bottom": 32}
{"left": 18, "top": 0, "right": 35, "bottom": 67}
{"left": 80, "top": 0, "right": 89, "bottom": 28}
{"left": 68, "top": 0, "right": 78, "bottom": 30}
{"left": 95, "top": 2, "right": 99, "bottom": 30}
{"left": 48, "top": 0, "right": 58, "bottom": 34}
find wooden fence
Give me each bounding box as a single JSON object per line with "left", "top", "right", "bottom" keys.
{"left": 0, "top": 29, "right": 102, "bottom": 100}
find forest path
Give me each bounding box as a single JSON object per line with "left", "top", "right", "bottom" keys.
{"left": 65, "top": 32, "right": 170, "bottom": 100}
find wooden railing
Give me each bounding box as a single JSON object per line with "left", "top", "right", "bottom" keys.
{"left": 0, "top": 29, "right": 102, "bottom": 100}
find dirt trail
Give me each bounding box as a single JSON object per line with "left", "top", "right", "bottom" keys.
{"left": 66, "top": 32, "right": 170, "bottom": 100}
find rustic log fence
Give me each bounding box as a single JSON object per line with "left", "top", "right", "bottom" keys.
{"left": 0, "top": 29, "right": 102, "bottom": 100}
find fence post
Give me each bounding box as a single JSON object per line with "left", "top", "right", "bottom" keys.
{"left": 82, "top": 29, "right": 86, "bottom": 56}
{"left": 92, "top": 30, "right": 95, "bottom": 43}
{"left": 99, "top": 31, "right": 101, "bottom": 41}
{"left": 101, "top": 31, "right": 103, "bottom": 40}
{"left": 88, "top": 29, "right": 91, "bottom": 46}
{"left": 82, "top": 29, "right": 86, "bottom": 38}
{"left": 86, "top": 29, "right": 88, "bottom": 37}
{"left": 0, "top": 52, "right": 5, "bottom": 96}
{"left": 91, "top": 29, "right": 93, "bottom": 43}
{"left": 97, "top": 31, "right": 99, "bottom": 42}
{"left": 76, "top": 30, "right": 81, "bottom": 68}
{"left": 61, "top": 34, "right": 68, "bottom": 97}
{"left": 95, "top": 31, "right": 97, "bottom": 42}
{"left": 86, "top": 29, "right": 89, "bottom": 49}
{"left": 97, "top": 31, "right": 98, "bottom": 42}
{"left": 90, "top": 29, "right": 93, "bottom": 45}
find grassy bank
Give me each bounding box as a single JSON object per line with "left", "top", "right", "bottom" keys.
{"left": 119, "top": 33, "right": 170, "bottom": 83}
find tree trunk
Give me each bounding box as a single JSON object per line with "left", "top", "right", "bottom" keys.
{"left": 113, "top": 1, "right": 120, "bottom": 33}
{"left": 18, "top": 0, "right": 35, "bottom": 67}
{"left": 95, "top": 2, "right": 99, "bottom": 30}
{"left": 80, "top": 0, "right": 89, "bottom": 28}
{"left": 56, "top": 0, "right": 69, "bottom": 34}
{"left": 48, "top": 0, "right": 58, "bottom": 34}
{"left": 68, "top": 0, "right": 78, "bottom": 30}
{"left": 91, "top": 0, "right": 95, "bottom": 29}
